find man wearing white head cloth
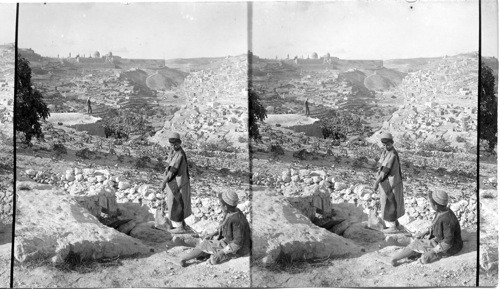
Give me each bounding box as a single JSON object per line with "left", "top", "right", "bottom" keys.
{"left": 160, "top": 131, "right": 192, "bottom": 234}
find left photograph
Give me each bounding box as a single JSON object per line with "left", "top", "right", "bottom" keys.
{"left": 0, "top": 3, "right": 15, "bottom": 288}
{"left": 14, "top": 3, "right": 250, "bottom": 288}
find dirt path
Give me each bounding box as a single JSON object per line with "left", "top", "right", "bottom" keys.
{"left": 0, "top": 222, "right": 12, "bottom": 288}
{"left": 14, "top": 247, "right": 249, "bottom": 288}
{"left": 252, "top": 229, "right": 477, "bottom": 287}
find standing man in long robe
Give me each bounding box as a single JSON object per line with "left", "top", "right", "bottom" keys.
{"left": 160, "top": 132, "right": 192, "bottom": 234}
{"left": 373, "top": 132, "right": 405, "bottom": 233}
{"left": 87, "top": 96, "right": 92, "bottom": 114}
{"left": 304, "top": 97, "right": 310, "bottom": 116}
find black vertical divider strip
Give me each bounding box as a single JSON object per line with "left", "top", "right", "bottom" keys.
{"left": 11, "top": 3, "right": 19, "bottom": 289}
{"left": 476, "top": 0, "right": 481, "bottom": 286}
{"left": 246, "top": 2, "right": 253, "bottom": 287}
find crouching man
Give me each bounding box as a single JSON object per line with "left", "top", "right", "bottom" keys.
{"left": 390, "top": 191, "right": 463, "bottom": 266}
{"left": 167, "top": 191, "right": 251, "bottom": 267}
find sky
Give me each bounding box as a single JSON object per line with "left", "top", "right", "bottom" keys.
{"left": 482, "top": 0, "right": 498, "bottom": 58}
{"left": 18, "top": 3, "right": 247, "bottom": 59}
{"left": 0, "top": 4, "right": 16, "bottom": 45}
{"left": 253, "top": 0, "right": 480, "bottom": 60}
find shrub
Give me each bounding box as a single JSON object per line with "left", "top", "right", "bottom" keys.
{"left": 76, "top": 148, "right": 93, "bottom": 159}
{"left": 15, "top": 57, "right": 50, "bottom": 143}
{"left": 135, "top": 156, "right": 151, "bottom": 169}
{"left": 480, "top": 61, "right": 497, "bottom": 152}
{"left": 52, "top": 143, "right": 67, "bottom": 156}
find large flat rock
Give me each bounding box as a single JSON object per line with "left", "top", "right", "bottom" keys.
{"left": 47, "top": 112, "right": 101, "bottom": 126}
{"left": 14, "top": 185, "right": 151, "bottom": 263}
{"left": 252, "top": 188, "right": 360, "bottom": 266}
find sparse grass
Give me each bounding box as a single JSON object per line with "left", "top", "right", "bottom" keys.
{"left": 17, "top": 252, "right": 144, "bottom": 275}
{"left": 55, "top": 252, "right": 123, "bottom": 274}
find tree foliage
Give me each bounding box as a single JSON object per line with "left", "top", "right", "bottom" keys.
{"left": 480, "top": 61, "right": 497, "bottom": 151}
{"left": 319, "top": 112, "right": 365, "bottom": 140}
{"left": 15, "top": 57, "right": 50, "bottom": 143}
{"left": 248, "top": 83, "right": 267, "bottom": 141}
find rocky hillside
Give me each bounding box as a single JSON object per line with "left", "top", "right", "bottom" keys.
{"left": 151, "top": 55, "right": 248, "bottom": 150}
{"left": 0, "top": 44, "right": 14, "bottom": 223}
{"left": 369, "top": 54, "right": 478, "bottom": 152}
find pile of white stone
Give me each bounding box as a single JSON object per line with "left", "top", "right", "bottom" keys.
{"left": 25, "top": 167, "right": 159, "bottom": 216}
{"left": 0, "top": 186, "right": 13, "bottom": 222}
{"left": 191, "top": 196, "right": 251, "bottom": 224}
{"left": 24, "top": 166, "right": 252, "bottom": 230}
{"left": 264, "top": 168, "right": 477, "bottom": 229}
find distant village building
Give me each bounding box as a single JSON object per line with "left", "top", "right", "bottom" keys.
{"left": 92, "top": 51, "right": 100, "bottom": 58}
{"left": 311, "top": 52, "right": 318, "bottom": 59}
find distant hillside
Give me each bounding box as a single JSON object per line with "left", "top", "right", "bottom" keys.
{"left": 334, "top": 59, "right": 383, "bottom": 71}
{"left": 364, "top": 68, "right": 406, "bottom": 91}
{"left": 165, "top": 57, "right": 224, "bottom": 73}
{"left": 115, "top": 58, "right": 165, "bottom": 70}
{"left": 384, "top": 57, "right": 442, "bottom": 72}
{"left": 339, "top": 69, "right": 366, "bottom": 87}
{"left": 18, "top": 48, "right": 45, "bottom": 62}
{"left": 156, "top": 67, "right": 188, "bottom": 86}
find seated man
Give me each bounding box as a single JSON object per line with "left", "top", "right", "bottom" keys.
{"left": 390, "top": 190, "right": 463, "bottom": 266}
{"left": 167, "top": 191, "right": 251, "bottom": 267}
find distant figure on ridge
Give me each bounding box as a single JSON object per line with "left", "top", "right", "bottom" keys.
{"left": 160, "top": 132, "right": 192, "bottom": 234}
{"left": 304, "top": 97, "right": 310, "bottom": 116}
{"left": 87, "top": 96, "right": 92, "bottom": 114}
{"left": 373, "top": 132, "right": 405, "bottom": 233}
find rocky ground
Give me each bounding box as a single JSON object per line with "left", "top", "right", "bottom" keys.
{"left": 14, "top": 55, "right": 251, "bottom": 287}
{"left": 250, "top": 53, "right": 479, "bottom": 287}
{"left": 479, "top": 152, "right": 498, "bottom": 286}
{"left": 0, "top": 43, "right": 14, "bottom": 288}
{"left": 250, "top": 125, "right": 478, "bottom": 286}
{"left": 14, "top": 121, "right": 251, "bottom": 287}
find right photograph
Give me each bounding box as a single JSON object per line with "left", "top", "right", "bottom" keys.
{"left": 479, "top": 0, "right": 498, "bottom": 286}
{"left": 249, "top": 1, "right": 480, "bottom": 287}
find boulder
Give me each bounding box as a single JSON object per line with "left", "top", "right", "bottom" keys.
{"left": 25, "top": 169, "right": 36, "bottom": 178}
{"left": 480, "top": 244, "right": 498, "bottom": 272}
{"left": 298, "top": 169, "right": 311, "bottom": 178}
{"left": 117, "top": 202, "right": 154, "bottom": 224}
{"left": 450, "top": 199, "right": 468, "bottom": 213}
{"left": 284, "top": 184, "right": 332, "bottom": 219}
{"left": 82, "top": 168, "right": 94, "bottom": 176}
{"left": 404, "top": 219, "right": 431, "bottom": 235}
{"left": 190, "top": 219, "right": 219, "bottom": 236}
{"left": 118, "top": 181, "right": 131, "bottom": 190}
{"left": 116, "top": 220, "right": 137, "bottom": 235}
{"left": 334, "top": 182, "right": 347, "bottom": 191}
{"left": 329, "top": 219, "right": 350, "bottom": 235}
{"left": 281, "top": 169, "right": 291, "bottom": 183}
{"left": 332, "top": 203, "right": 367, "bottom": 224}
{"left": 385, "top": 233, "right": 413, "bottom": 247}
{"left": 252, "top": 188, "right": 360, "bottom": 266}
{"left": 138, "top": 184, "right": 150, "bottom": 196}
{"left": 14, "top": 187, "right": 151, "bottom": 264}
